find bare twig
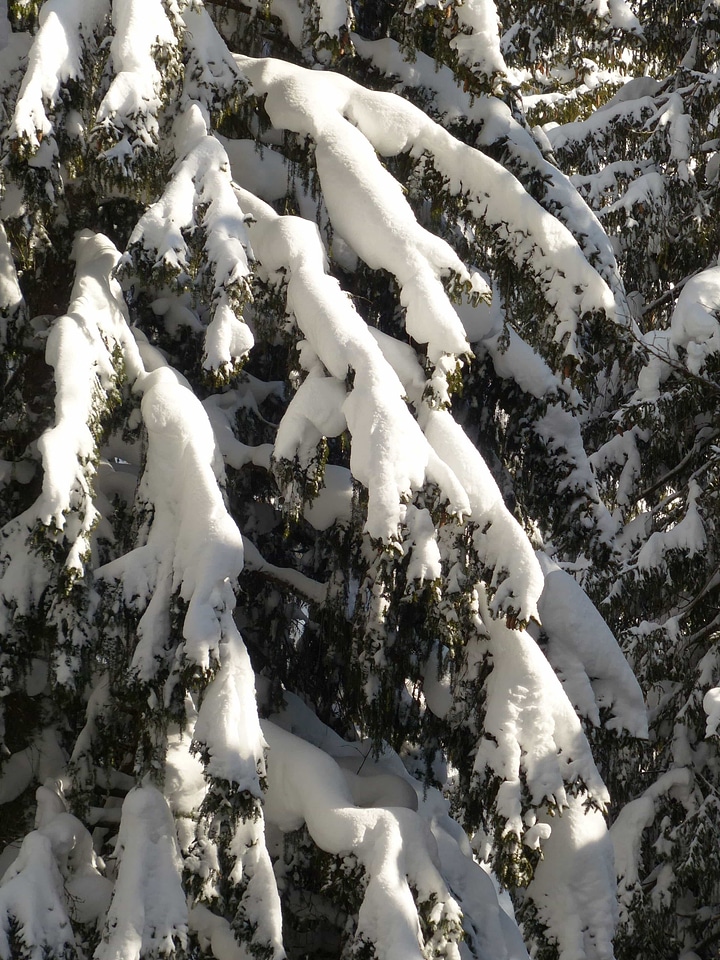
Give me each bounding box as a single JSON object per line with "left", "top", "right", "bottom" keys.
{"left": 640, "top": 268, "right": 704, "bottom": 318}
{"left": 637, "top": 436, "right": 716, "bottom": 503}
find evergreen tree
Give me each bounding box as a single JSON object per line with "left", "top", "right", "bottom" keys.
{"left": 534, "top": 2, "right": 720, "bottom": 957}
{"left": 0, "top": 1, "right": 715, "bottom": 960}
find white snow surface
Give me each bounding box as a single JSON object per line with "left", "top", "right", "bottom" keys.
{"left": 610, "top": 768, "right": 693, "bottom": 920}
{"left": 41, "top": 236, "right": 141, "bottom": 554}
{"left": 0, "top": 222, "right": 23, "bottom": 343}
{"left": 597, "top": 76, "right": 664, "bottom": 113}
{"left": 546, "top": 96, "right": 658, "bottom": 157}
{"left": 36, "top": 808, "right": 112, "bottom": 926}
{"left": 124, "top": 103, "right": 253, "bottom": 378}
{"left": 606, "top": 0, "right": 642, "bottom": 32}
{"left": 352, "top": 34, "right": 488, "bottom": 126}
{"left": 220, "top": 137, "right": 290, "bottom": 202}
{"left": 580, "top": 0, "right": 641, "bottom": 31}
{"left": 95, "top": 0, "right": 176, "bottom": 156}
{"left": 599, "top": 170, "right": 665, "bottom": 219}
{"left": 528, "top": 795, "right": 618, "bottom": 960}
{"left": 703, "top": 687, "right": 720, "bottom": 737}
{"left": 468, "top": 96, "right": 627, "bottom": 316}
{"left": 633, "top": 267, "right": 720, "bottom": 400}
{"left": 669, "top": 265, "right": 720, "bottom": 375}
{"left": 403, "top": 504, "right": 442, "bottom": 584}
{"left": 180, "top": 2, "right": 241, "bottom": 108}
{"left": 261, "top": 692, "right": 532, "bottom": 959}
{"left": 0, "top": 232, "right": 143, "bottom": 652}
{"left": 170, "top": 707, "right": 282, "bottom": 956}
{"left": 235, "top": 184, "right": 472, "bottom": 541}
{"left": 189, "top": 903, "right": 246, "bottom": 960}
{"left": 536, "top": 552, "right": 647, "bottom": 737}
{"left": 483, "top": 325, "right": 558, "bottom": 397}
{"left": 203, "top": 301, "right": 254, "bottom": 375}
{"left": 470, "top": 594, "right": 609, "bottom": 843}
{"left": 423, "top": 410, "right": 544, "bottom": 621}
{"left": 235, "top": 54, "right": 615, "bottom": 355}
{"left": 364, "top": 336, "right": 542, "bottom": 616}
{"left": 632, "top": 328, "right": 675, "bottom": 402}
{"left": 96, "top": 363, "right": 246, "bottom": 675}
{"left": 202, "top": 379, "right": 276, "bottom": 474}
{"left": 0, "top": 783, "right": 112, "bottom": 958}
{"left": 589, "top": 426, "right": 645, "bottom": 507}
{"left": 262, "top": 718, "right": 463, "bottom": 959}
{"left": 365, "top": 328, "right": 543, "bottom": 619}
{"left": 46, "top": 231, "right": 267, "bottom": 797}
{"left": 0, "top": 830, "right": 75, "bottom": 960}
{"left": 262, "top": 58, "right": 477, "bottom": 352}
{"left": 657, "top": 92, "right": 692, "bottom": 177}
{"left": 451, "top": 0, "right": 507, "bottom": 79}
{"left": 315, "top": 0, "right": 348, "bottom": 38}
{"left": 303, "top": 464, "right": 353, "bottom": 530}
{"left": 335, "top": 57, "right": 624, "bottom": 319}
{"left": 9, "top": 0, "right": 108, "bottom": 149}
{"left": 164, "top": 721, "right": 207, "bottom": 818}
{"left": 96, "top": 786, "right": 188, "bottom": 960}
{"left": 193, "top": 627, "right": 266, "bottom": 794}
{"left": 636, "top": 480, "right": 706, "bottom": 572}
{"left": 274, "top": 372, "right": 347, "bottom": 465}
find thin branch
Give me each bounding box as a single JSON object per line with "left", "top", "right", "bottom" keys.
{"left": 677, "top": 568, "right": 720, "bottom": 621}
{"left": 686, "top": 610, "right": 720, "bottom": 648}
{"left": 636, "top": 330, "right": 720, "bottom": 397}
{"left": 636, "top": 435, "right": 714, "bottom": 503}
{"left": 640, "top": 267, "right": 704, "bottom": 318}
